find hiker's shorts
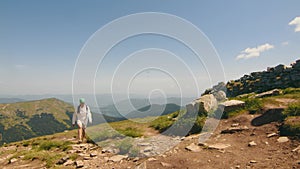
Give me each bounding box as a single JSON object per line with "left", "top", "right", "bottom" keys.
{"left": 76, "top": 120, "right": 86, "bottom": 129}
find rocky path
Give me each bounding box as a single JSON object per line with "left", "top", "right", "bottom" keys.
{"left": 132, "top": 113, "right": 300, "bottom": 169}
{"left": 1, "top": 112, "right": 300, "bottom": 169}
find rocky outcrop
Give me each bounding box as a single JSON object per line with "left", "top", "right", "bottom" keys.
{"left": 216, "top": 100, "right": 245, "bottom": 118}
{"left": 186, "top": 94, "right": 218, "bottom": 116}
{"left": 197, "top": 94, "right": 218, "bottom": 115}
{"left": 226, "top": 59, "right": 300, "bottom": 97}
{"left": 203, "top": 82, "right": 227, "bottom": 102}
{"left": 219, "top": 100, "right": 245, "bottom": 112}
{"left": 252, "top": 89, "right": 281, "bottom": 98}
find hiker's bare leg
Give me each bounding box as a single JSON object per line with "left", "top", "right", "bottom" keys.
{"left": 82, "top": 128, "right": 86, "bottom": 140}
{"left": 78, "top": 127, "right": 83, "bottom": 142}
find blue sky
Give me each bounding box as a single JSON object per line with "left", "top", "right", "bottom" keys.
{"left": 0, "top": 1, "right": 300, "bottom": 96}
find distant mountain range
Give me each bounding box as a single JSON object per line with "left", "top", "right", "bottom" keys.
{"left": 126, "top": 103, "right": 181, "bottom": 119}
{"left": 0, "top": 94, "right": 195, "bottom": 107}
{"left": 99, "top": 97, "right": 191, "bottom": 118}
{"left": 0, "top": 98, "right": 25, "bottom": 104}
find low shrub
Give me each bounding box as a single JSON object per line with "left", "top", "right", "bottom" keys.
{"left": 283, "top": 88, "right": 300, "bottom": 95}
{"left": 88, "top": 129, "right": 122, "bottom": 142}
{"left": 283, "top": 103, "right": 300, "bottom": 117}
{"left": 22, "top": 141, "right": 30, "bottom": 147}
{"left": 116, "top": 138, "right": 133, "bottom": 155}
{"left": 38, "top": 140, "right": 71, "bottom": 151}
{"left": 150, "top": 115, "right": 175, "bottom": 133}
{"left": 244, "top": 98, "right": 263, "bottom": 112}
{"left": 280, "top": 116, "right": 300, "bottom": 137}
{"left": 150, "top": 110, "right": 205, "bottom": 136}
{"left": 116, "top": 127, "right": 143, "bottom": 138}
{"left": 128, "top": 147, "right": 140, "bottom": 157}
{"left": 23, "top": 150, "right": 63, "bottom": 168}
{"left": 280, "top": 103, "right": 300, "bottom": 137}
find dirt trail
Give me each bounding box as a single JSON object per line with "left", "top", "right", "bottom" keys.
{"left": 264, "top": 98, "right": 297, "bottom": 109}
{"left": 138, "top": 113, "right": 299, "bottom": 169}
{"left": 1, "top": 112, "right": 299, "bottom": 169}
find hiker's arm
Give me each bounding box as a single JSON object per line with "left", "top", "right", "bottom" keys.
{"left": 88, "top": 108, "right": 92, "bottom": 124}
{"left": 72, "top": 111, "right": 76, "bottom": 126}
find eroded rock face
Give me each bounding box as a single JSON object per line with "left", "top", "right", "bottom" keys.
{"left": 197, "top": 94, "right": 218, "bottom": 115}
{"left": 186, "top": 94, "right": 218, "bottom": 117}
{"left": 214, "top": 90, "right": 227, "bottom": 102}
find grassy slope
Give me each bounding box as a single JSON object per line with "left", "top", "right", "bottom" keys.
{"left": 0, "top": 98, "right": 73, "bottom": 128}
{"left": 1, "top": 130, "right": 78, "bottom": 168}
{"left": 0, "top": 98, "right": 74, "bottom": 144}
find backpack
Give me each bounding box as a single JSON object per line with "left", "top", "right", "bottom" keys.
{"left": 77, "top": 105, "right": 89, "bottom": 114}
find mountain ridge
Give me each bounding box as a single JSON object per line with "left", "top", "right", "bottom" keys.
{"left": 0, "top": 98, "right": 74, "bottom": 145}
{"left": 203, "top": 59, "right": 300, "bottom": 97}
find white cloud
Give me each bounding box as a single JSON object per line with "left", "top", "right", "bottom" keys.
{"left": 15, "top": 65, "right": 24, "bottom": 68}
{"left": 236, "top": 43, "right": 274, "bottom": 60}
{"left": 14, "top": 64, "right": 26, "bottom": 69}
{"left": 281, "top": 41, "right": 289, "bottom": 46}
{"left": 289, "top": 16, "right": 300, "bottom": 32}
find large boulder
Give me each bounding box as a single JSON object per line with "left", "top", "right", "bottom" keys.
{"left": 197, "top": 94, "right": 218, "bottom": 115}
{"left": 186, "top": 94, "right": 218, "bottom": 117}
{"left": 186, "top": 102, "right": 199, "bottom": 117}
{"left": 219, "top": 100, "right": 245, "bottom": 113}
{"left": 213, "top": 90, "right": 227, "bottom": 102}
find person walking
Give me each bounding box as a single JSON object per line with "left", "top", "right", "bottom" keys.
{"left": 72, "top": 98, "right": 92, "bottom": 143}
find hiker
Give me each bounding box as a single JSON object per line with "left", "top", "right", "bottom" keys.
{"left": 72, "top": 98, "right": 92, "bottom": 143}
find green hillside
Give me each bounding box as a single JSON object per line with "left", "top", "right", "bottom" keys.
{"left": 0, "top": 98, "right": 74, "bottom": 145}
